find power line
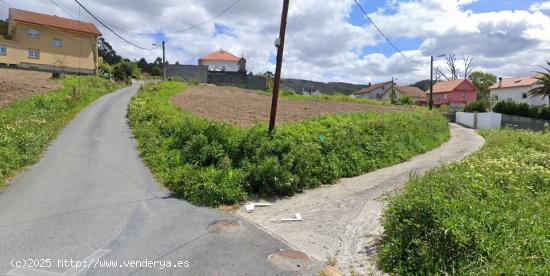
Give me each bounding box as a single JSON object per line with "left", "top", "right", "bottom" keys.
{"left": 47, "top": 0, "right": 77, "bottom": 19}
{"left": 0, "top": 0, "right": 11, "bottom": 8}
{"left": 353, "top": 0, "right": 418, "bottom": 63}
{"left": 133, "top": 0, "right": 242, "bottom": 36}
{"left": 74, "top": 0, "right": 158, "bottom": 50}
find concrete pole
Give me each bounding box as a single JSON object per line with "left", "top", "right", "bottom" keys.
{"left": 162, "top": 41, "right": 166, "bottom": 81}
{"left": 429, "top": 56, "right": 434, "bottom": 110}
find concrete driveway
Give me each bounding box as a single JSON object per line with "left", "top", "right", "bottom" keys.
{"left": 0, "top": 84, "right": 321, "bottom": 276}
{"left": 237, "top": 124, "right": 485, "bottom": 275}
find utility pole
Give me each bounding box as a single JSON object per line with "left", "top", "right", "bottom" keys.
{"left": 162, "top": 41, "right": 166, "bottom": 80}
{"left": 268, "top": 0, "right": 290, "bottom": 135}
{"left": 391, "top": 77, "right": 396, "bottom": 104}
{"left": 429, "top": 56, "right": 434, "bottom": 110}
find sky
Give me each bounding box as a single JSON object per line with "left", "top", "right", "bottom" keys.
{"left": 1, "top": 0, "right": 549, "bottom": 85}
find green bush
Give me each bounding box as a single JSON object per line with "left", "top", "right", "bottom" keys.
{"left": 128, "top": 82, "right": 450, "bottom": 207}
{"left": 378, "top": 130, "right": 550, "bottom": 275}
{"left": 113, "top": 60, "right": 141, "bottom": 81}
{"left": 463, "top": 100, "right": 489, "bottom": 112}
{"left": 493, "top": 101, "right": 550, "bottom": 120}
{"left": 398, "top": 95, "right": 415, "bottom": 105}
{"left": 0, "top": 77, "right": 121, "bottom": 190}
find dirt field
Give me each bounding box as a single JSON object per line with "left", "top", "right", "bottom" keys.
{"left": 171, "top": 86, "right": 407, "bottom": 127}
{"left": 0, "top": 68, "right": 62, "bottom": 108}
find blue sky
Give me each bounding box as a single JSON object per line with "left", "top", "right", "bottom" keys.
{"left": 349, "top": 0, "right": 546, "bottom": 59}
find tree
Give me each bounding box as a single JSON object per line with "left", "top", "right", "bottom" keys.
{"left": 113, "top": 61, "right": 140, "bottom": 81}
{"left": 98, "top": 38, "right": 121, "bottom": 65}
{"left": 0, "top": 19, "right": 11, "bottom": 39}
{"left": 410, "top": 79, "right": 432, "bottom": 91}
{"left": 436, "top": 54, "right": 476, "bottom": 80}
{"left": 528, "top": 62, "right": 550, "bottom": 106}
{"left": 469, "top": 71, "right": 497, "bottom": 101}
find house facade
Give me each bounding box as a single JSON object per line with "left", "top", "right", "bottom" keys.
{"left": 198, "top": 49, "right": 245, "bottom": 72}
{"left": 430, "top": 79, "right": 477, "bottom": 107}
{"left": 489, "top": 76, "right": 546, "bottom": 106}
{"left": 351, "top": 81, "right": 394, "bottom": 99}
{"left": 381, "top": 85, "right": 427, "bottom": 105}
{"left": 0, "top": 8, "right": 101, "bottom": 74}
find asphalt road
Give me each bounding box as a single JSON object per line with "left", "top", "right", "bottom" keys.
{"left": 0, "top": 84, "right": 321, "bottom": 276}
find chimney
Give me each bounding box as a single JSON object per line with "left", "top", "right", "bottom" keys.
{"left": 498, "top": 77, "right": 503, "bottom": 88}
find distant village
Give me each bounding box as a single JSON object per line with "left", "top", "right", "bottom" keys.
{"left": 0, "top": 8, "right": 547, "bottom": 110}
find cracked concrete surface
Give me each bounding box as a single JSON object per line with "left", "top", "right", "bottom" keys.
{"left": 237, "top": 123, "right": 485, "bottom": 275}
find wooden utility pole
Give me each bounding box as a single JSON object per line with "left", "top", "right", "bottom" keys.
{"left": 268, "top": 0, "right": 290, "bottom": 135}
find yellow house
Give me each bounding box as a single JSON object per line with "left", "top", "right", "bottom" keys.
{"left": 0, "top": 8, "right": 101, "bottom": 74}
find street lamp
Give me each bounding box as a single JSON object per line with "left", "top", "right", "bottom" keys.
{"left": 429, "top": 54, "right": 446, "bottom": 109}
{"left": 152, "top": 41, "right": 166, "bottom": 80}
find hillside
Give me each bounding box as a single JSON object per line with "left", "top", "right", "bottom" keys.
{"left": 281, "top": 78, "right": 370, "bottom": 95}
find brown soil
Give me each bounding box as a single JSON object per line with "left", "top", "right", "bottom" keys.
{"left": 0, "top": 68, "right": 62, "bottom": 108}
{"left": 171, "top": 86, "right": 406, "bottom": 127}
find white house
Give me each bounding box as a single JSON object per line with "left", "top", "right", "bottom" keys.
{"left": 489, "top": 76, "right": 545, "bottom": 106}
{"left": 198, "top": 49, "right": 244, "bottom": 72}
{"left": 351, "top": 81, "right": 394, "bottom": 99}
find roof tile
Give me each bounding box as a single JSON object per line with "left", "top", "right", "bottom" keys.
{"left": 10, "top": 8, "right": 101, "bottom": 36}
{"left": 199, "top": 49, "right": 240, "bottom": 63}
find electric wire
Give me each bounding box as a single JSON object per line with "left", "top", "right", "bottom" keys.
{"left": 74, "top": 0, "right": 158, "bottom": 50}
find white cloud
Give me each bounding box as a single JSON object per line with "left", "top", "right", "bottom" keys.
{"left": 1, "top": 0, "right": 549, "bottom": 84}
{"left": 530, "top": 1, "right": 550, "bottom": 11}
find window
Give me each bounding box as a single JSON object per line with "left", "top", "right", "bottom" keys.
{"left": 0, "top": 45, "right": 6, "bottom": 55}
{"left": 522, "top": 93, "right": 528, "bottom": 99}
{"left": 52, "top": 38, "right": 62, "bottom": 48}
{"left": 443, "top": 94, "right": 448, "bottom": 101}
{"left": 27, "top": 29, "right": 40, "bottom": 39}
{"left": 28, "top": 49, "right": 40, "bottom": 59}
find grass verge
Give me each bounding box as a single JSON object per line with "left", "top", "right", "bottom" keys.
{"left": 128, "top": 81, "right": 450, "bottom": 207}
{"left": 0, "top": 76, "right": 121, "bottom": 190}
{"left": 378, "top": 129, "right": 550, "bottom": 275}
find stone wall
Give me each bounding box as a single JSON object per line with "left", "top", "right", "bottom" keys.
{"left": 207, "top": 71, "right": 266, "bottom": 91}
{"left": 165, "top": 64, "right": 208, "bottom": 83}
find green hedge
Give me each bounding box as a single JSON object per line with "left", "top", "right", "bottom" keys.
{"left": 128, "top": 81, "right": 450, "bottom": 207}
{"left": 494, "top": 101, "right": 550, "bottom": 120}
{"left": 378, "top": 130, "right": 550, "bottom": 275}
{"left": 0, "top": 76, "right": 121, "bottom": 190}
{"left": 463, "top": 101, "right": 489, "bottom": 112}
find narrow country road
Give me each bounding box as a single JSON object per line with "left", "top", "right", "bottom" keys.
{"left": 0, "top": 84, "right": 321, "bottom": 275}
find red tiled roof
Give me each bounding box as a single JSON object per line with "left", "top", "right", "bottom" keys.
{"left": 352, "top": 81, "right": 393, "bottom": 95}
{"left": 199, "top": 49, "right": 240, "bottom": 63}
{"left": 489, "top": 76, "right": 540, "bottom": 90}
{"left": 431, "top": 79, "right": 474, "bottom": 93}
{"left": 394, "top": 86, "right": 426, "bottom": 98}
{"left": 10, "top": 8, "right": 101, "bottom": 36}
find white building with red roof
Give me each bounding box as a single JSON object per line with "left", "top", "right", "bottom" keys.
{"left": 489, "top": 76, "right": 545, "bottom": 106}
{"left": 198, "top": 49, "right": 245, "bottom": 72}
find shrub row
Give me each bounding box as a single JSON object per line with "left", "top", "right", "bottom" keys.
{"left": 463, "top": 100, "right": 489, "bottom": 112}
{"left": 378, "top": 129, "right": 550, "bottom": 275}
{"left": 128, "top": 81, "right": 450, "bottom": 207}
{"left": 0, "top": 76, "right": 121, "bottom": 190}
{"left": 493, "top": 101, "right": 550, "bottom": 120}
